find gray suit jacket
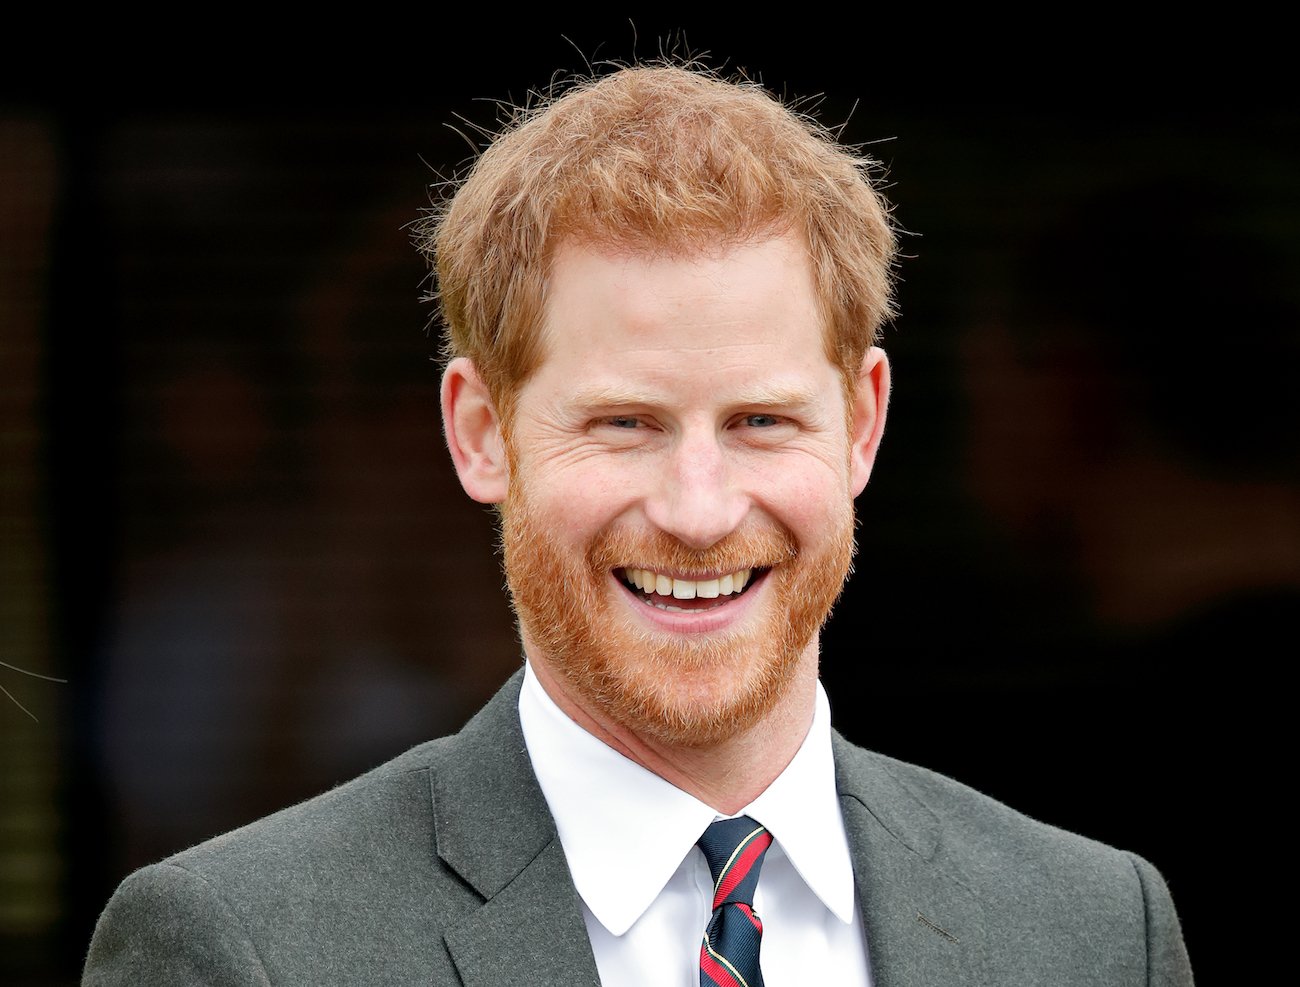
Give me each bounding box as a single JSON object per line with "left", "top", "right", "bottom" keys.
{"left": 84, "top": 671, "right": 1193, "bottom": 985}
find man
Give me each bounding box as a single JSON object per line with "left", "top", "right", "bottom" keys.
{"left": 84, "top": 65, "right": 1193, "bottom": 985}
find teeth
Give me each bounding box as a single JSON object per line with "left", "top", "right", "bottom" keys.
{"left": 623, "top": 567, "right": 755, "bottom": 600}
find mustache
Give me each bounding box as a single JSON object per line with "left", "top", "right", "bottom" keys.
{"left": 586, "top": 523, "right": 799, "bottom": 577}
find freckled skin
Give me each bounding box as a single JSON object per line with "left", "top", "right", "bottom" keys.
{"left": 517, "top": 242, "right": 854, "bottom": 529}
{"left": 444, "top": 233, "right": 890, "bottom": 810}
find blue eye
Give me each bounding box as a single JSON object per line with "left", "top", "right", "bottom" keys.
{"left": 608, "top": 416, "right": 641, "bottom": 429}
{"left": 744, "top": 414, "right": 780, "bottom": 427}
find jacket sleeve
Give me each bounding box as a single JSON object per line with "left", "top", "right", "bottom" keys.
{"left": 1127, "top": 853, "right": 1194, "bottom": 987}
{"left": 83, "top": 862, "right": 271, "bottom": 987}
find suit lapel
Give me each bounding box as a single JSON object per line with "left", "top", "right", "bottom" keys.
{"left": 428, "top": 676, "right": 990, "bottom": 986}
{"left": 430, "top": 671, "right": 600, "bottom": 986}
{"left": 443, "top": 839, "right": 599, "bottom": 986}
{"left": 835, "top": 734, "right": 989, "bottom": 987}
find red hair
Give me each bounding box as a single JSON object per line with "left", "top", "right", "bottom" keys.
{"left": 420, "top": 64, "right": 897, "bottom": 420}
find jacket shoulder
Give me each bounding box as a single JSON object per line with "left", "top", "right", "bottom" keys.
{"left": 835, "top": 734, "right": 1147, "bottom": 881}
{"left": 171, "top": 736, "right": 453, "bottom": 881}
{"left": 833, "top": 736, "right": 1194, "bottom": 985}
{"left": 85, "top": 735, "right": 480, "bottom": 985}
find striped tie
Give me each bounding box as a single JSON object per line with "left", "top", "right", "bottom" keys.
{"left": 697, "top": 816, "right": 774, "bottom": 987}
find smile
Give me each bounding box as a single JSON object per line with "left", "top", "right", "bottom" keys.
{"left": 618, "top": 567, "right": 764, "bottom": 612}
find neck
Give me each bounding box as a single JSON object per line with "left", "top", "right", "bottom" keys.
{"left": 527, "top": 650, "right": 819, "bottom": 815}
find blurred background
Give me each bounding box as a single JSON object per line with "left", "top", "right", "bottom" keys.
{"left": 3, "top": 15, "right": 1296, "bottom": 984}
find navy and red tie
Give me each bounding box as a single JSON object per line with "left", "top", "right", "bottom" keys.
{"left": 697, "top": 816, "right": 774, "bottom": 987}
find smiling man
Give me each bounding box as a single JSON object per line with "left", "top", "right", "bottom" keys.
{"left": 84, "top": 66, "right": 1193, "bottom": 986}
{"left": 456, "top": 236, "right": 873, "bottom": 765}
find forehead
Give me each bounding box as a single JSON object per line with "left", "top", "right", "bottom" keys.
{"left": 534, "top": 234, "right": 828, "bottom": 385}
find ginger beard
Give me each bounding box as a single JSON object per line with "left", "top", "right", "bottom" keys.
{"left": 500, "top": 478, "right": 857, "bottom": 749}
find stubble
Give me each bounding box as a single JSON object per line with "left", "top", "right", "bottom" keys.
{"left": 500, "top": 487, "right": 856, "bottom": 749}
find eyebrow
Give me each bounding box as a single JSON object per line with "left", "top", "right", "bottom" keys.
{"left": 569, "top": 383, "right": 823, "bottom": 410}
{"left": 727, "top": 384, "right": 823, "bottom": 409}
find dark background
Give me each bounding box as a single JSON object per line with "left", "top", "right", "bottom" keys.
{"left": 3, "top": 16, "right": 1296, "bottom": 984}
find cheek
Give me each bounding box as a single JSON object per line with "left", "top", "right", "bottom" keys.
{"left": 746, "top": 458, "right": 851, "bottom": 535}
{"left": 512, "top": 462, "right": 645, "bottom": 544}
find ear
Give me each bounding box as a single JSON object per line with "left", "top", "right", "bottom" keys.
{"left": 849, "top": 346, "right": 891, "bottom": 497}
{"left": 441, "top": 357, "right": 509, "bottom": 504}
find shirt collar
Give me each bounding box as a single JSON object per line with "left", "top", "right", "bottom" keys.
{"left": 742, "top": 682, "right": 858, "bottom": 924}
{"left": 518, "top": 661, "right": 857, "bottom": 935}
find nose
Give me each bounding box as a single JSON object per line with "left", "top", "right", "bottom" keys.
{"left": 643, "top": 430, "right": 749, "bottom": 550}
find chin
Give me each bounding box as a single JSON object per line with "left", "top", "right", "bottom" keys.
{"left": 578, "top": 636, "right": 806, "bottom": 749}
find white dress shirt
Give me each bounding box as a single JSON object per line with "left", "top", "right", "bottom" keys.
{"left": 519, "top": 662, "right": 873, "bottom": 987}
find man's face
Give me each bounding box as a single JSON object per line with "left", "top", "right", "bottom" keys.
{"left": 500, "top": 235, "right": 862, "bottom": 748}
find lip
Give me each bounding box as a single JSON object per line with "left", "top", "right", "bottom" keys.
{"left": 610, "top": 566, "right": 771, "bottom": 635}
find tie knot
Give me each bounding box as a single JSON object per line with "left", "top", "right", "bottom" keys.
{"left": 697, "top": 816, "right": 773, "bottom": 909}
